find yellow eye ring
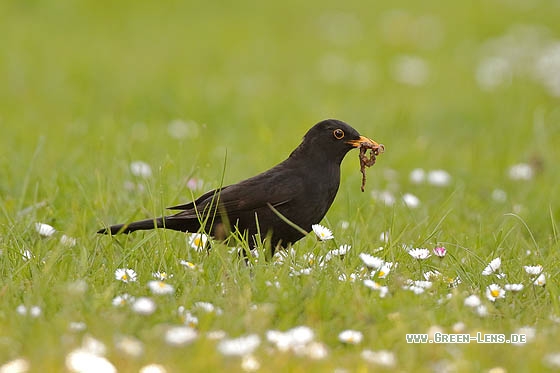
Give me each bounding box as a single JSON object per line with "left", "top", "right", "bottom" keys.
{"left": 333, "top": 129, "right": 345, "bottom": 139}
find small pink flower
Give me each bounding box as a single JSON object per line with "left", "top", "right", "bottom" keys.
{"left": 433, "top": 246, "right": 447, "bottom": 258}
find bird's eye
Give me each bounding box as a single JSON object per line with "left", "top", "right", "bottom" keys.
{"left": 333, "top": 129, "right": 345, "bottom": 139}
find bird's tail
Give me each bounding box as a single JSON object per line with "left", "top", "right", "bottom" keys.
{"left": 97, "top": 217, "right": 163, "bottom": 235}
{"left": 97, "top": 215, "right": 201, "bottom": 235}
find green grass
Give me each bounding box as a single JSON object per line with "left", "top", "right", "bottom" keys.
{"left": 1, "top": 0, "right": 560, "bottom": 371}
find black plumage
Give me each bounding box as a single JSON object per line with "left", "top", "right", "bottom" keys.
{"left": 98, "top": 119, "right": 381, "bottom": 252}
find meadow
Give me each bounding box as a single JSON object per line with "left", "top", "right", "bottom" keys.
{"left": 1, "top": 0, "right": 560, "bottom": 372}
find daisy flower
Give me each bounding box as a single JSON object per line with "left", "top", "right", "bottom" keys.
{"left": 139, "top": 364, "right": 168, "bottom": 373}
{"left": 402, "top": 193, "right": 421, "bottom": 208}
{"left": 423, "top": 270, "right": 441, "bottom": 281}
{"left": 482, "top": 257, "right": 501, "bottom": 275}
{"left": 130, "top": 161, "right": 152, "bottom": 178}
{"left": 152, "top": 271, "right": 173, "bottom": 281}
{"left": 0, "top": 359, "right": 30, "bottom": 373}
{"left": 35, "top": 222, "right": 56, "bottom": 237}
{"left": 188, "top": 233, "right": 210, "bottom": 252}
{"left": 194, "top": 302, "right": 223, "bottom": 314}
{"left": 131, "top": 297, "right": 156, "bottom": 315}
{"left": 427, "top": 170, "right": 452, "bottom": 186}
{"left": 523, "top": 265, "right": 543, "bottom": 275}
{"left": 323, "top": 244, "right": 351, "bottom": 262}
{"left": 148, "top": 281, "right": 175, "bottom": 295}
{"left": 60, "top": 234, "right": 77, "bottom": 247}
{"left": 377, "top": 264, "right": 391, "bottom": 279}
{"left": 359, "top": 253, "right": 384, "bottom": 269}
{"left": 112, "top": 294, "right": 135, "bottom": 307}
{"left": 266, "top": 326, "right": 315, "bottom": 352}
{"left": 65, "top": 349, "right": 116, "bottom": 373}
{"left": 408, "top": 248, "right": 431, "bottom": 260}
{"left": 476, "top": 305, "right": 488, "bottom": 317}
{"left": 180, "top": 260, "right": 200, "bottom": 270}
{"left": 361, "top": 350, "right": 396, "bottom": 368}
{"left": 115, "top": 268, "right": 137, "bottom": 283}
{"left": 338, "top": 330, "right": 363, "bottom": 344}
{"left": 311, "top": 224, "right": 334, "bottom": 241}
{"left": 241, "top": 355, "right": 260, "bottom": 372}
{"left": 433, "top": 246, "right": 447, "bottom": 257}
{"left": 217, "top": 334, "right": 261, "bottom": 356}
{"left": 464, "top": 295, "right": 481, "bottom": 308}
{"left": 165, "top": 326, "right": 198, "bottom": 346}
{"left": 363, "top": 280, "right": 389, "bottom": 298}
{"left": 504, "top": 283, "right": 524, "bottom": 292}
{"left": 533, "top": 273, "right": 546, "bottom": 286}
{"left": 486, "top": 284, "right": 505, "bottom": 302}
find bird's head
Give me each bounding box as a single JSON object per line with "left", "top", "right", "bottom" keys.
{"left": 292, "top": 119, "right": 382, "bottom": 164}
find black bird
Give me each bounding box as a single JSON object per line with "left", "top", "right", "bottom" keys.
{"left": 98, "top": 119, "right": 382, "bottom": 252}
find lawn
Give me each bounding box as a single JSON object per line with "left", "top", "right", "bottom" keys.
{"left": 1, "top": 1, "right": 560, "bottom": 372}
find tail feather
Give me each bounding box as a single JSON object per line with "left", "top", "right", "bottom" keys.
{"left": 97, "top": 217, "right": 165, "bottom": 235}
{"left": 97, "top": 216, "right": 202, "bottom": 235}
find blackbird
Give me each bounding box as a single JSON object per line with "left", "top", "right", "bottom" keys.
{"left": 98, "top": 119, "right": 382, "bottom": 252}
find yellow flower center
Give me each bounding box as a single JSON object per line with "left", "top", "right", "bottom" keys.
{"left": 122, "top": 274, "right": 128, "bottom": 281}
{"left": 490, "top": 289, "right": 500, "bottom": 297}
{"left": 378, "top": 271, "right": 386, "bottom": 277}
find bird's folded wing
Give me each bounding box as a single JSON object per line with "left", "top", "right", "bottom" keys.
{"left": 166, "top": 177, "right": 296, "bottom": 217}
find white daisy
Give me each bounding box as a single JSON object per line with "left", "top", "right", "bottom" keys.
{"left": 165, "top": 326, "right": 198, "bottom": 346}
{"left": 323, "top": 244, "right": 351, "bottom": 262}
{"left": 112, "top": 294, "right": 135, "bottom": 307}
{"left": 486, "top": 284, "right": 505, "bottom": 302}
{"left": 311, "top": 224, "right": 334, "bottom": 241}
{"left": 302, "top": 342, "right": 329, "bottom": 360}
{"left": 402, "top": 193, "right": 421, "bottom": 208}
{"left": 139, "top": 364, "right": 168, "bottom": 373}
{"left": 20, "top": 249, "right": 33, "bottom": 261}
{"left": 338, "top": 330, "right": 363, "bottom": 344}
{"left": 194, "top": 302, "right": 223, "bottom": 315}
{"left": 533, "top": 273, "right": 546, "bottom": 286}
{"left": 0, "top": 358, "right": 30, "bottom": 373}
{"left": 266, "top": 326, "right": 315, "bottom": 352}
{"left": 363, "top": 280, "right": 389, "bottom": 298}
{"left": 217, "top": 334, "right": 261, "bottom": 356}
{"left": 408, "top": 248, "right": 431, "bottom": 260}
{"left": 427, "top": 170, "right": 452, "bottom": 186}
{"left": 152, "top": 271, "right": 173, "bottom": 281}
{"left": 148, "top": 281, "right": 175, "bottom": 295}
{"left": 35, "top": 222, "right": 56, "bottom": 237}
{"left": 115, "top": 335, "right": 144, "bottom": 357}
{"left": 423, "top": 270, "right": 441, "bottom": 281}
{"left": 409, "top": 168, "right": 425, "bottom": 184}
{"left": 504, "top": 283, "right": 524, "bottom": 292}
{"left": 131, "top": 297, "right": 156, "bottom": 315}
{"left": 482, "top": 257, "right": 501, "bottom": 275}
{"left": 179, "top": 260, "right": 200, "bottom": 270}
{"left": 130, "top": 161, "right": 152, "bottom": 178}
{"left": 241, "top": 355, "right": 260, "bottom": 372}
{"left": 523, "top": 265, "right": 543, "bottom": 275}
{"left": 476, "top": 305, "right": 488, "bottom": 317}
{"left": 508, "top": 163, "right": 533, "bottom": 180}
{"left": 60, "top": 234, "right": 77, "bottom": 247}
{"left": 464, "top": 295, "right": 481, "bottom": 308}
{"left": 114, "top": 268, "right": 137, "bottom": 283}
{"left": 65, "top": 349, "right": 116, "bottom": 373}
{"left": 359, "top": 253, "right": 384, "bottom": 269}
{"left": 361, "top": 350, "right": 396, "bottom": 368}
{"left": 188, "top": 233, "right": 210, "bottom": 251}
{"left": 377, "top": 264, "right": 391, "bottom": 279}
